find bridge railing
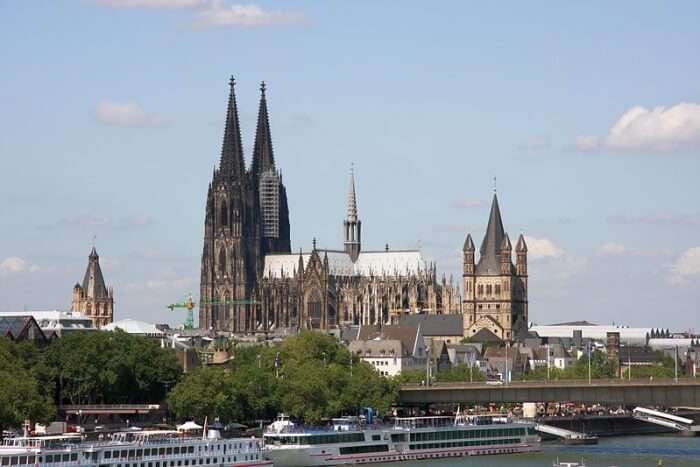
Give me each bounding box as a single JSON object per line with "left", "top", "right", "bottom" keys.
{"left": 401, "top": 378, "right": 699, "bottom": 389}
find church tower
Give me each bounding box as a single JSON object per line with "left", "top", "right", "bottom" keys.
{"left": 462, "top": 192, "right": 528, "bottom": 342}
{"left": 249, "top": 81, "right": 291, "bottom": 260}
{"left": 343, "top": 168, "right": 361, "bottom": 261}
{"left": 71, "top": 247, "right": 113, "bottom": 328}
{"left": 200, "top": 77, "right": 254, "bottom": 332}
{"left": 200, "top": 78, "right": 291, "bottom": 332}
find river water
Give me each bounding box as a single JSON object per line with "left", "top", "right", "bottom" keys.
{"left": 374, "top": 436, "right": 700, "bottom": 467}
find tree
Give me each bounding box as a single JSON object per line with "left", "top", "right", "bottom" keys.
{"left": 0, "top": 338, "right": 55, "bottom": 434}
{"left": 44, "top": 331, "right": 182, "bottom": 405}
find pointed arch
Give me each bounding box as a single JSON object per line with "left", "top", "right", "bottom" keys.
{"left": 218, "top": 247, "right": 227, "bottom": 276}
{"left": 220, "top": 200, "right": 229, "bottom": 227}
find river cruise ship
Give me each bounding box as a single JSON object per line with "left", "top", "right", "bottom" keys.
{"left": 0, "top": 429, "right": 271, "bottom": 467}
{"left": 263, "top": 414, "right": 540, "bottom": 466}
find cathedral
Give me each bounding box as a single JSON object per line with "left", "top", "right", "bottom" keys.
{"left": 71, "top": 247, "right": 114, "bottom": 328}
{"left": 461, "top": 193, "right": 528, "bottom": 342}
{"left": 199, "top": 78, "right": 459, "bottom": 333}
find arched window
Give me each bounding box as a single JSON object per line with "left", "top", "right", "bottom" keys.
{"left": 307, "top": 290, "right": 322, "bottom": 329}
{"left": 486, "top": 284, "right": 492, "bottom": 295}
{"left": 218, "top": 248, "right": 227, "bottom": 276}
{"left": 220, "top": 201, "right": 228, "bottom": 226}
{"left": 495, "top": 284, "right": 501, "bottom": 295}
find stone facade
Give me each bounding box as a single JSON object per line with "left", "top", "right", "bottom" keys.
{"left": 258, "top": 172, "right": 461, "bottom": 332}
{"left": 199, "top": 79, "right": 291, "bottom": 332}
{"left": 71, "top": 247, "right": 113, "bottom": 328}
{"left": 199, "top": 78, "right": 459, "bottom": 333}
{"left": 462, "top": 194, "right": 528, "bottom": 342}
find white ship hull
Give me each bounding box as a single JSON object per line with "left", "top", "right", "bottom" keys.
{"left": 269, "top": 443, "right": 538, "bottom": 467}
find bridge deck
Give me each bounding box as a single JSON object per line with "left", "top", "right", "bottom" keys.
{"left": 399, "top": 379, "right": 700, "bottom": 407}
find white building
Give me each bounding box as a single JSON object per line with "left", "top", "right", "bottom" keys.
{"left": 530, "top": 321, "right": 650, "bottom": 345}
{"left": 348, "top": 323, "right": 426, "bottom": 377}
{"left": 102, "top": 318, "right": 165, "bottom": 338}
{"left": 0, "top": 310, "right": 94, "bottom": 337}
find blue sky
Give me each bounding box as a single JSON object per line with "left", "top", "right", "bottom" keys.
{"left": 1, "top": 1, "right": 699, "bottom": 329}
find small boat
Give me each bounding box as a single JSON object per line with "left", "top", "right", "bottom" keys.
{"left": 562, "top": 433, "right": 598, "bottom": 445}
{"left": 553, "top": 457, "right": 587, "bottom": 467}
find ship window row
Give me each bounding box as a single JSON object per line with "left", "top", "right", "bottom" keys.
{"left": 409, "top": 428, "right": 525, "bottom": 442}
{"left": 409, "top": 438, "right": 520, "bottom": 450}
{"left": 102, "top": 443, "right": 254, "bottom": 461}
{"left": 99, "top": 453, "right": 259, "bottom": 467}
{"left": 1, "top": 455, "right": 37, "bottom": 466}
{"left": 339, "top": 444, "right": 389, "bottom": 455}
{"left": 37, "top": 454, "right": 78, "bottom": 464}
{"left": 268, "top": 433, "right": 365, "bottom": 445}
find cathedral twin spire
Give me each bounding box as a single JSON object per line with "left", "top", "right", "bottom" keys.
{"left": 219, "top": 77, "right": 246, "bottom": 179}
{"left": 218, "top": 77, "right": 276, "bottom": 180}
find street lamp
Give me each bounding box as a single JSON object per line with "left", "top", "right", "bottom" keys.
{"left": 587, "top": 342, "right": 592, "bottom": 385}
{"left": 505, "top": 342, "right": 509, "bottom": 385}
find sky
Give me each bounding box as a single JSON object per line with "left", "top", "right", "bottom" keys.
{"left": 1, "top": 1, "right": 699, "bottom": 330}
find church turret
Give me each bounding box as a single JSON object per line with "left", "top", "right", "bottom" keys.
{"left": 500, "top": 234, "right": 512, "bottom": 275}
{"left": 463, "top": 233, "right": 475, "bottom": 275}
{"left": 516, "top": 233, "right": 528, "bottom": 276}
{"left": 343, "top": 167, "right": 361, "bottom": 262}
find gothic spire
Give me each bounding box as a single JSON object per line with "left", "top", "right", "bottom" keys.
{"left": 219, "top": 76, "right": 245, "bottom": 178}
{"left": 82, "top": 247, "right": 109, "bottom": 299}
{"left": 476, "top": 193, "right": 506, "bottom": 275}
{"left": 346, "top": 165, "right": 358, "bottom": 222}
{"left": 251, "top": 81, "right": 275, "bottom": 176}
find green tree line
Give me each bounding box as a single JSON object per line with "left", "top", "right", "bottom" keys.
{"left": 167, "top": 332, "right": 397, "bottom": 425}
{"left": 0, "top": 331, "right": 182, "bottom": 433}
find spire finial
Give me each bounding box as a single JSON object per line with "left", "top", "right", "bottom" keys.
{"left": 229, "top": 75, "right": 235, "bottom": 88}
{"left": 493, "top": 176, "right": 497, "bottom": 194}
{"left": 312, "top": 237, "right": 317, "bottom": 250}
{"left": 260, "top": 80, "right": 266, "bottom": 94}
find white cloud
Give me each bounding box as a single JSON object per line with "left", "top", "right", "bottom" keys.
{"left": 0, "top": 257, "right": 40, "bottom": 275}
{"left": 92, "top": 0, "right": 204, "bottom": 8}
{"left": 597, "top": 242, "right": 629, "bottom": 256}
{"left": 575, "top": 102, "right": 700, "bottom": 153}
{"left": 669, "top": 247, "right": 700, "bottom": 285}
{"left": 95, "top": 100, "right": 164, "bottom": 128}
{"left": 524, "top": 236, "right": 565, "bottom": 260}
{"left": 192, "top": 2, "right": 306, "bottom": 29}
{"left": 574, "top": 135, "right": 601, "bottom": 152}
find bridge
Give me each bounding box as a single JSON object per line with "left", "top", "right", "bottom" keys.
{"left": 399, "top": 379, "right": 700, "bottom": 407}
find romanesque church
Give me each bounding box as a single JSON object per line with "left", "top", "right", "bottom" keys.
{"left": 461, "top": 194, "right": 529, "bottom": 341}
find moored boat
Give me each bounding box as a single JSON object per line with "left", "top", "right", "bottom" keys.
{"left": 0, "top": 427, "right": 271, "bottom": 467}
{"left": 263, "top": 413, "right": 540, "bottom": 466}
